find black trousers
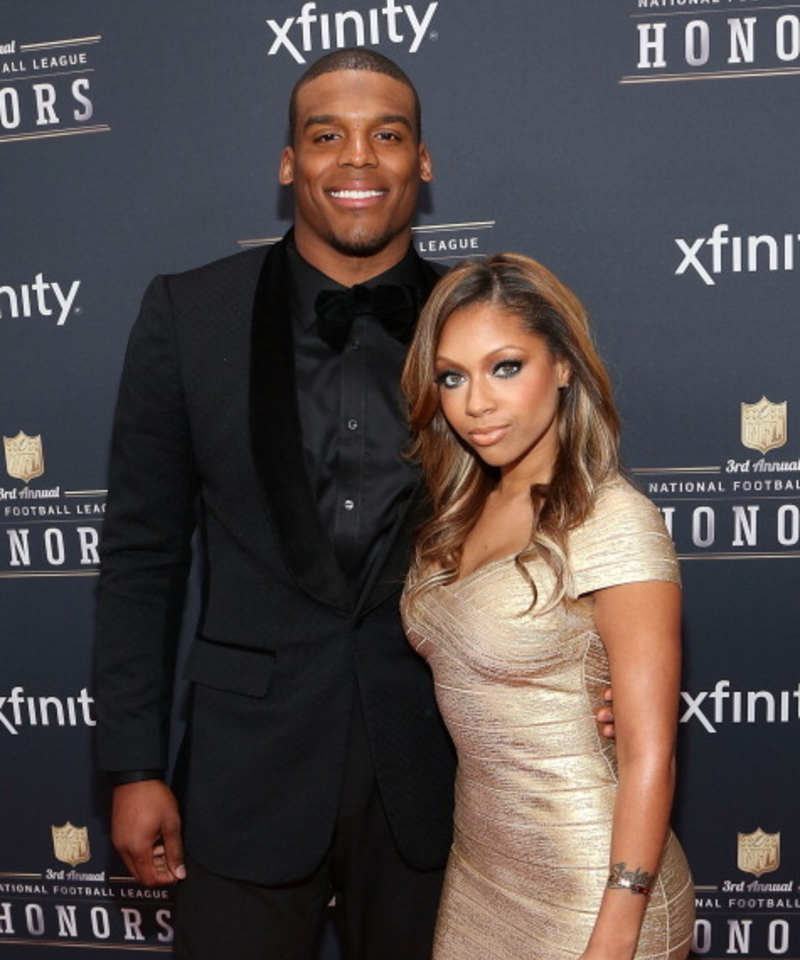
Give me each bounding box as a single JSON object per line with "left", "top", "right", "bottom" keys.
{"left": 173, "top": 701, "right": 446, "bottom": 960}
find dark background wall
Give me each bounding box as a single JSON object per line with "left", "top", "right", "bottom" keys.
{"left": 2, "top": 1, "right": 798, "bottom": 956}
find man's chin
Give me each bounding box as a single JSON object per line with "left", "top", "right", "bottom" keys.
{"left": 323, "top": 228, "right": 400, "bottom": 260}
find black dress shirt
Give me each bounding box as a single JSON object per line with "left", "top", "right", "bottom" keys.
{"left": 287, "top": 239, "right": 420, "bottom": 583}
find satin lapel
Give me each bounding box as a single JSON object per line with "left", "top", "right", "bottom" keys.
{"left": 354, "top": 252, "right": 445, "bottom": 618}
{"left": 414, "top": 251, "right": 449, "bottom": 298}
{"left": 250, "top": 237, "right": 350, "bottom": 610}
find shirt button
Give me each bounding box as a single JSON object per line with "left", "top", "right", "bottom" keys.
{"left": 347, "top": 419, "right": 359, "bottom": 431}
{"left": 343, "top": 499, "right": 355, "bottom": 511}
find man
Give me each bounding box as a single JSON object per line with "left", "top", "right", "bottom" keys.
{"left": 96, "top": 49, "right": 453, "bottom": 960}
{"left": 96, "top": 48, "right": 615, "bottom": 959}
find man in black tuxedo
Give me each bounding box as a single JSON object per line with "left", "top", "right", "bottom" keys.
{"left": 96, "top": 49, "right": 454, "bottom": 960}
{"left": 96, "top": 48, "right": 615, "bottom": 960}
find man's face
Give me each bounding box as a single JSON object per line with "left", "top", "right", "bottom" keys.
{"left": 279, "top": 70, "right": 433, "bottom": 278}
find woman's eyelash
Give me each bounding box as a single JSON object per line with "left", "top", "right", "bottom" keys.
{"left": 434, "top": 370, "right": 464, "bottom": 388}
{"left": 493, "top": 359, "right": 523, "bottom": 377}
{"left": 435, "top": 361, "right": 522, "bottom": 387}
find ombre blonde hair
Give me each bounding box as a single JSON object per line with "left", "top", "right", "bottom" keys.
{"left": 402, "top": 253, "right": 620, "bottom": 607}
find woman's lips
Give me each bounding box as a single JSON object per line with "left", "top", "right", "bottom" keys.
{"left": 467, "top": 425, "right": 509, "bottom": 446}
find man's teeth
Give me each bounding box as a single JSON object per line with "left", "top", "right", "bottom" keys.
{"left": 330, "top": 189, "right": 384, "bottom": 199}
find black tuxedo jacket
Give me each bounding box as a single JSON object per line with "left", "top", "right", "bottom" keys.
{"left": 95, "top": 234, "right": 456, "bottom": 885}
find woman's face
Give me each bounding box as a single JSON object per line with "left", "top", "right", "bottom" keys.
{"left": 434, "top": 303, "right": 569, "bottom": 486}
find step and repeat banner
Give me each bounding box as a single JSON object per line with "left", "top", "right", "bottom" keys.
{"left": 2, "top": 1, "right": 798, "bottom": 956}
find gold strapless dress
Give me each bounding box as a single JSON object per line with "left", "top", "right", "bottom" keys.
{"left": 403, "top": 479, "right": 694, "bottom": 960}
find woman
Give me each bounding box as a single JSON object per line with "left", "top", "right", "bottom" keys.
{"left": 401, "top": 254, "right": 694, "bottom": 960}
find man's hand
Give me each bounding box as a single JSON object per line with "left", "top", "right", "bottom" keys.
{"left": 597, "top": 686, "right": 616, "bottom": 739}
{"left": 111, "top": 780, "right": 186, "bottom": 886}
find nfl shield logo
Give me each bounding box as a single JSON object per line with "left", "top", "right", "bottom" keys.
{"left": 737, "top": 827, "right": 780, "bottom": 878}
{"left": 52, "top": 822, "right": 91, "bottom": 867}
{"left": 3, "top": 431, "right": 45, "bottom": 483}
{"left": 741, "top": 397, "right": 787, "bottom": 455}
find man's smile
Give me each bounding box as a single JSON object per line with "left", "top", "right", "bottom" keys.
{"left": 327, "top": 188, "right": 388, "bottom": 199}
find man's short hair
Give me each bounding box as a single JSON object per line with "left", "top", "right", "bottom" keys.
{"left": 288, "top": 48, "right": 422, "bottom": 142}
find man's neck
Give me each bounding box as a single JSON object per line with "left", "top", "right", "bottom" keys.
{"left": 292, "top": 228, "right": 414, "bottom": 287}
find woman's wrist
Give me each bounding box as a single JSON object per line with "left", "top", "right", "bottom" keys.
{"left": 607, "top": 861, "right": 654, "bottom": 896}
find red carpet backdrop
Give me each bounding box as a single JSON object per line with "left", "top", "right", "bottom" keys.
{"left": 1, "top": 1, "right": 798, "bottom": 956}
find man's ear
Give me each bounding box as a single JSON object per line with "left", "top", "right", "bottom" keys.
{"left": 279, "top": 146, "right": 295, "bottom": 186}
{"left": 419, "top": 143, "right": 433, "bottom": 183}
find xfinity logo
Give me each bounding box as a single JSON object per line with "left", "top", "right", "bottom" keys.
{"left": 267, "top": 1, "right": 439, "bottom": 64}
{"left": 680, "top": 679, "right": 800, "bottom": 733}
{"left": 675, "top": 224, "right": 800, "bottom": 285}
{"left": 0, "top": 686, "right": 95, "bottom": 735}
{"left": 0, "top": 273, "right": 81, "bottom": 326}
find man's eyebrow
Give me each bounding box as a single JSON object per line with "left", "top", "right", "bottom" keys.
{"left": 304, "top": 114, "right": 336, "bottom": 130}
{"left": 378, "top": 114, "right": 412, "bottom": 130}
{"left": 303, "top": 113, "right": 413, "bottom": 131}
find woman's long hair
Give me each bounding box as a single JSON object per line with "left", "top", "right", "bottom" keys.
{"left": 401, "top": 253, "right": 621, "bottom": 607}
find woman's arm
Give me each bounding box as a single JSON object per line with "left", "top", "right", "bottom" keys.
{"left": 581, "top": 578, "right": 682, "bottom": 960}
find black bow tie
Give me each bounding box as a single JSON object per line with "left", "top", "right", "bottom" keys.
{"left": 314, "top": 284, "right": 419, "bottom": 351}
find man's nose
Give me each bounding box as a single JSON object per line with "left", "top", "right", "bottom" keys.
{"left": 339, "top": 131, "right": 377, "bottom": 167}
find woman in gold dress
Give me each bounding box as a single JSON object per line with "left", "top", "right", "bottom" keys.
{"left": 401, "top": 254, "right": 694, "bottom": 960}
